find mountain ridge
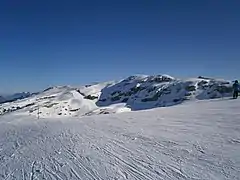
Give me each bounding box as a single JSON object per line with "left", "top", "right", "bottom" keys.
{"left": 0, "top": 92, "right": 32, "bottom": 104}
{"left": 0, "top": 74, "right": 234, "bottom": 118}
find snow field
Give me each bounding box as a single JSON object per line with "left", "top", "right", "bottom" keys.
{"left": 0, "top": 98, "right": 239, "bottom": 179}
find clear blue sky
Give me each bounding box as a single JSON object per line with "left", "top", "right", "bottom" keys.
{"left": 0, "top": 0, "right": 239, "bottom": 93}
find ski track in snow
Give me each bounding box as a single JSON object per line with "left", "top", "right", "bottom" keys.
{"left": 0, "top": 99, "right": 240, "bottom": 179}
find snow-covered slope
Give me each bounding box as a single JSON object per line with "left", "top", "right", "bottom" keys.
{"left": 0, "top": 98, "right": 239, "bottom": 179}
{"left": 0, "top": 74, "right": 234, "bottom": 118}
{"left": 97, "top": 75, "right": 233, "bottom": 110}
{"left": 0, "top": 86, "right": 99, "bottom": 118}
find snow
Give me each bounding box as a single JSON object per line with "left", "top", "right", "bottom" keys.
{"left": 0, "top": 74, "right": 235, "bottom": 119}
{"left": 0, "top": 98, "right": 239, "bottom": 179}
{"left": 0, "top": 92, "right": 31, "bottom": 104}
{"left": 78, "top": 81, "right": 115, "bottom": 97}
{"left": 85, "top": 103, "right": 131, "bottom": 116}
{"left": 0, "top": 86, "right": 100, "bottom": 118}
{"left": 97, "top": 75, "right": 233, "bottom": 111}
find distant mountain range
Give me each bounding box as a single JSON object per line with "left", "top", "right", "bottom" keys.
{"left": 0, "top": 92, "right": 32, "bottom": 104}
{"left": 0, "top": 74, "right": 233, "bottom": 118}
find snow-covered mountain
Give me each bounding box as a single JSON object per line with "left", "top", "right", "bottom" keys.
{"left": 0, "top": 74, "right": 234, "bottom": 118}
{"left": 0, "top": 92, "right": 32, "bottom": 104}
{"left": 97, "top": 75, "right": 232, "bottom": 110}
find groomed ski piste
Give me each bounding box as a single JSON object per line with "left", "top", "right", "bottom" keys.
{"left": 0, "top": 97, "right": 239, "bottom": 179}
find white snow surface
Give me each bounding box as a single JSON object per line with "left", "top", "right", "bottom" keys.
{"left": 0, "top": 98, "right": 239, "bottom": 179}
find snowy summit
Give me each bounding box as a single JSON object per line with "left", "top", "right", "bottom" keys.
{"left": 0, "top": 74, "right": 233, "bottom": 118}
